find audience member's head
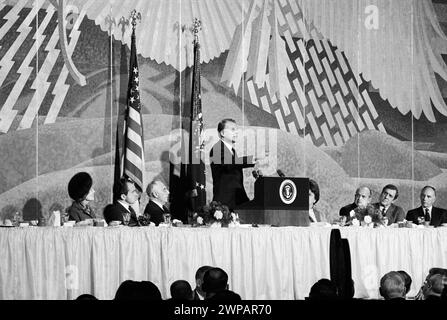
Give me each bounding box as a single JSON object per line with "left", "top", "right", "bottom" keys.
{"left": 207, "top": 290, "right": 242, "bottom": 302}
{"left": 68, "top": 172, "right": 94, "bottom": 203}
{"left": 114, "top": 280, "right": 162, "bottom": 300}
{"left": 354, "top": 187, "right": 371, "bottom": 209}
{"left": 75, "top": 293, "right": 98, "bottom": 300}
{"left": 202, "top": 267, "right": 229, "bottom": 298}
{"left": 379, "top": 271, "right": 406, "bottom": 300}
{"left": 195, "top": 265, "right": 212, "bottom": 297}
{"left": 308, "top": 279, "right": 338, "bottom": 300}
{"left": 397, "top": 270, "right": 412, "bottom": 295}
{"left": 422, "top": 274, "right": 444, "bottom": 300}
{"left": 170, "top": 280, "right": 193, "bottom": 300}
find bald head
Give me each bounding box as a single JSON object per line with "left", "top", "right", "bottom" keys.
{"left": 380, "top": 271, "right": 405, "bottom": 300}
{"left": 354, "top": 187, "right": 371, "bottom": 209}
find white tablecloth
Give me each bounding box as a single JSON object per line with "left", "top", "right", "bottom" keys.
{"left": 0, "top": 226, "right": 446, "bottom": 300}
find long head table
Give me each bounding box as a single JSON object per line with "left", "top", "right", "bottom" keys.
{"left": 0, "top": 226, "right": 446, "bottom": 300}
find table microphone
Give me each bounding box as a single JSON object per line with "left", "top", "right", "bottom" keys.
{"left": 277, "top": 169, "right": 285, "bottom": 177}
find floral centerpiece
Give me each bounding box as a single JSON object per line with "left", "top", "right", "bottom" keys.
{"left": 346, "top": 204, "right": 383, "bottom": 227}
{"left": 192, "top": 201, "right": 239, "bottom": 227}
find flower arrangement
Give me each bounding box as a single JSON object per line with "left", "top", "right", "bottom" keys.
{"left": 192, "top": 201, "right": 239, "bottom": 227}
{"left": 346, "top": 204, "right": 383, "bottom": 227}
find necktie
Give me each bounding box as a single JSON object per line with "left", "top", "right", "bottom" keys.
{"left": 424, "top": 208, "right": 430, "bottom": 222}
{"left": 381, "top": 206, "right": 386, "bottom": 217}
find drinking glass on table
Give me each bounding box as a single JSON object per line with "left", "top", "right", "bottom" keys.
{"left": 417, "top": 216, "right": 425, "bottom": 226}
{"left": 163, "top": 213, "right": 171, "bottom": 225}
{"left": 381, "top": 216, "right": 389, "bottom": 227}
{"left": 123, "top": 212, "right": 131, "bottom": 226}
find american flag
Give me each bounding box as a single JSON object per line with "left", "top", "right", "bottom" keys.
{"left": 187, "top": 19, "right": 206, "bottom": 212}
{"left": 122, "top": 26, "right": 145, "bottom": 191}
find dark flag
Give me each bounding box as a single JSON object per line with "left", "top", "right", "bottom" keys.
{"left": 122, "top": 20, "right": 145, "bottom": 192}
{"left": 187, "top": 19, "right": 206, "bottom": 213}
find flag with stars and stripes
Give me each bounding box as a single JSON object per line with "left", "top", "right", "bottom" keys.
{"left": 187, "top": 32, "right": 206, "bottom": 212}
{"left": 122, "top": 27, "right": 145, "bottom": 192}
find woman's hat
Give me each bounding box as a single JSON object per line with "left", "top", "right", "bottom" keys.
{"left": 68, "top": 172, "right": 92, "bottom": 201}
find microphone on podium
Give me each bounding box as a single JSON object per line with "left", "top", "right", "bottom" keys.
{"left": 277, "top": 169, "right": 285, "bottom": 177}
{"left": 252, "top": 169, "right": 264, "bottom": 179}
{"left": 252, "top": 170, "right": 259, "bottom": 179}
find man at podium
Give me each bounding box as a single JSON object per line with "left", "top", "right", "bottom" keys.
{"left": 210, "top": 119, "right": 260, "bottom": 210}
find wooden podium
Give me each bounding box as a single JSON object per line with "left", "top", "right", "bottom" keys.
{"left": 235, "top": 177, "right": 310, "bottom": 226}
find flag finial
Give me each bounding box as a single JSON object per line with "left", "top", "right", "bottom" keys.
{"left": 130, "top": 10, "right": 141, "bottom": 29}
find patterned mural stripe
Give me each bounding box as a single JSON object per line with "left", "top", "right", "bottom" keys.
{"left": 274, "top": 108, "right": 287, "bottom": 130}
{"left": 334, "top": 68, "right": 349, "bottom": 96}
{"left": 347, "top": 100, "right": 364, "bottom": 131}
{"left": 334, "top": 112, "right": 349, "bottom": 142}
{"left": 0, "top": 0, "right": 45, "bottom": 133}
{"left": 362, "top": 111, "right": 376, "bottom": 130}
{"left": 321, "top": 101, "right": 335, "bottom": 129}
{"left": 321, "top": 57, "right": 336, "bottom": 87}
{"left": 362, "top": 89, "right": 379, "bottom": 119}
{"left": 0, "top": 0, "right": 42, "bottom": 89}
{"left": 290, "top": 100, "right": 305, "bottom": 129}
{"left": 0, "top": 0, "right": 27, "bottom": 41}
{"left": 44, "top": 67, "right": 69, "bottom": 124}
{"left": 18, "top": 5, "right": 57, "bottom": 130}
{"left": 44, "top": 2, "right": 88, "bottom": 125}
{"left": 320, "top": 122, "right": 334, "bottom": 147}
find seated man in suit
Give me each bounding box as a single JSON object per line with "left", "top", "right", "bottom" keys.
{"left": 103, "top": 177, "right": 140, "bottom": 226}
{"left": 406, "top": 185, "right": 447, "bottom": 227}
{"left": 372, "top": 184, "right": 405, "bottom": 225}
{"left": 339, "top": 186, "right": 371, "bottom": 217}
{"left": 210, "top": 119, "right": 261, "bottom": 210}
{"left": 379, "top": 271, "right": 406, "bottom": 300}
{"left": 143, "top": 180, "right": 170, "bottom": 226}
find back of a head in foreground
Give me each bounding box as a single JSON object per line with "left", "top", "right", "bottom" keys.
{"left": 202, "top": 267, "right": 229, "bottom": 295}
{"left": 380, "top": 271, "right": 405, "bottom": 300}
{"left": 170, "top": 280, "right": 193, "bottom": 300}
{"left": 114, "top": 280, "right": 162, "bottom": 301}
{"left": 308, "top": 279, "right": 338, "bottom": 300}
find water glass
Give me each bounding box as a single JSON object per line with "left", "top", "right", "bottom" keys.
{"left": 417, "top": 216, "right": 425, "bottom": 225}
{"left": 163, "top": 213, "right": 171, "bottom": 225}
{"left": 381, "top": 217, "right": 389, "bottom": 227}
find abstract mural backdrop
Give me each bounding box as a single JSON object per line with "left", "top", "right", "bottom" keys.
{"left": 1, "top": 0, "right": 447, "bottom": 223}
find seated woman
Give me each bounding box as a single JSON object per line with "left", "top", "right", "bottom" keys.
{"left": 309, "top": 179, "right": 325, "bottom": 223}
{"left": 66, "top": 172, "right": 96, "bottom": 223}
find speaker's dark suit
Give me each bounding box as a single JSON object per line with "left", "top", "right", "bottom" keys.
{"left": 406, "top": 206, "right": 447, "bottom": 227}
{"left": 339, "top": 203, "right": 357, "bottom": 217}
{"left": 372, "top": 202, "right": 405, "bottom": 225}
{"left": 103, "top": 202, "right": 139, "bottom": 226}
{"left": 143, "top": 200, "right": 167, "bottom": 226}
{"left": 210, "top": 140, "right": 254, "bottom": 210}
